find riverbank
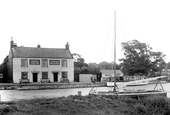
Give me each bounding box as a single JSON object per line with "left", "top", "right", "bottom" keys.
{"left": 0, "top": 82, "right": 106, "bottom": 90}
{"left": 0, "top": 95, "right": 170, "bottom": 115}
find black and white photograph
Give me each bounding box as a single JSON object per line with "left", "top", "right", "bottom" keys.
{"left": 0, "top": 0, "right": 170, "bottom": 115}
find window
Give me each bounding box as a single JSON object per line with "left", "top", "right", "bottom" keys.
{"left": 42, "top": 59, "right": 48, "bottom": 67}
{"left": 21, "top": 59, "right": 28, "bottom": 67}
{"left": 62, "top": 72, "right": 67, "bottom": 78}
{"left": 42, "top": 72, "right": 48, "bottom": 79}
{"left": 62, "top": 60, "right": 67, "bottom": 67}
{"left": 21, "top": 72, "right": 28, "bottom": 79}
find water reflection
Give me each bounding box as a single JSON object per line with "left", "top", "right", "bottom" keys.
{"left": 0, "top": 83, "right": 169, "bottom": 102}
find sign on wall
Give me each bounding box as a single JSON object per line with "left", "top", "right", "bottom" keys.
{"left": 49, "top": 60, "right": 60, "bottom": 65}
{"left": 29, "top": 60, "right": 40, "bottom": 65}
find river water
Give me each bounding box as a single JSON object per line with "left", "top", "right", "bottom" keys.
{"left": 0, "top": 83, "right": 170, "bottom": 102}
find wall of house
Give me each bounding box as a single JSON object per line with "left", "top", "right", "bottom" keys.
{"left": 101, "top": 73, "right": 113, "bottom": 81}
{"left": 7, "top": 58, "right": 13, "bottom": 83}
{"left": 13, "top": 58, "right": 74, "bottom": 83}
{"left": 0, "top": 62, "right": 8, "bottom": 82}
{"left": 123, "top": 76, "right": 146, "bottom": 81}
{"left": 7, "top": 44, "right": 14, "bottom": 83}
{"left": 102, "top": 73, "right": 114, "bottom": 78}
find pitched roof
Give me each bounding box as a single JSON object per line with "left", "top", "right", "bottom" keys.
{"left": 74, "top": 69, "right": 89, "bottom": 74}
{"left": 99, "top": 70, "right": 123, "bottom": 75}
{"left": 12, "top": 47, "right": 73, "bottom": 59}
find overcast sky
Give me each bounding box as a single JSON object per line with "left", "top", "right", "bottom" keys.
{"left": 0, "top": 0, "right": 170, "bottom": 64}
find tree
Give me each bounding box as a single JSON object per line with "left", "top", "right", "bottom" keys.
{"left": 72, "top": 53, "right": 81, "bottom": 62}
{"left": 150, "top": 51, "right": 166, "bottom": 73}
{"left": 120, "top": 40, "right": 166, "bottom": 76}
{"left": 72, "top": 53, "right": 88, "bottom": 70}
{"left": 98, "top": 61, "right": 119, "bottom": 70}
{"left": 88, "top": 63, "right": 99, "bottom": 74}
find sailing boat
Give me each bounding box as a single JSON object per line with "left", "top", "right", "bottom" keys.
{"left": 89, "top": 11, "right": 167, "bottom": 97}
{"left": 106, "top": 10, "right": 117, "bottom": 90}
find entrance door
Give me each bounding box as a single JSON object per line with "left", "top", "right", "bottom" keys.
{"left": 53, "top": 73, "right": 58, "bottom": 82}
{"left": 33, "top": 73, "right": 38, "bottom": 82}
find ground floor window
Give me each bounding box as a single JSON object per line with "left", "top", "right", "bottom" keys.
{"left": 62, "top": 72, "right": 67, "bottom": 78}
{"left": 21, "top": 72, "right": 28, "bottom": 79}
{"left": 42, "top": 72, "right": 48, "bottom": 79}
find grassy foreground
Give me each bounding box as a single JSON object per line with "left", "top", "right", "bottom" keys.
{"left": 0, "top": 95, "right": 170, "bottom": 115}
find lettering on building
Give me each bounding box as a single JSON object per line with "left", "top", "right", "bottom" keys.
{"left": 49, "top": 60, "right": 60, "bottom": 65}
{"left": 29, "top": 60, "right": 40, "bottom": 65}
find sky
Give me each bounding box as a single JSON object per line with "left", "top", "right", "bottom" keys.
{"left": 0, "top": 0, "right": 170, "bottom": 64}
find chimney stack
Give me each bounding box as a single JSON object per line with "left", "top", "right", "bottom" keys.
{"left": 37, "top": 44, "right": 41, "bottom": 48}
{"left": 65, "top": 42, "right": 69, "bottom": 50}
{"left": 10, "top": 37, "right": 14, "bottom": 49}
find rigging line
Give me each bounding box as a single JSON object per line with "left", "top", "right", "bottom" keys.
{"left": 101, "top": 13, "right": 114, "bottom": 62}
{"left": 117, "top": 13, "right": 128, "bottom": 42}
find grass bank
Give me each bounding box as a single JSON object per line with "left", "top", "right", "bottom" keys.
{"left": 0, "top": 95, "right": 170, "bottom": 115}
{"left": 0, "top": 82, "right": 106, "bottom": 90}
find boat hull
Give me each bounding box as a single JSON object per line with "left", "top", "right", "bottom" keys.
{"left": 126, "top": 82, "right": 148, "bottom": 86}
{"left": 149, "top": 80, "right": 167, "bottom": 84}
{"left": 89, "top": 91, "right": 167, "bottom": 98}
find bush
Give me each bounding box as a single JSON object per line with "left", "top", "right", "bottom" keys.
{"left": 1, "top": 95, "right": 170, "bottom": 115}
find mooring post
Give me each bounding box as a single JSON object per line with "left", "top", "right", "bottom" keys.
{"left": 78, "top": 91, "right": 82, "bottom": 96}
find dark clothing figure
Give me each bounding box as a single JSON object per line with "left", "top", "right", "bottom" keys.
{"left": 91, "top": 76, "right": 96, "bottom": 83}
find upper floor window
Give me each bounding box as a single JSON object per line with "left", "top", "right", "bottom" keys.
{"left": 42, "top": 59, "right": 48, "bottom": 67}
{"left": 21, "top": 72, "right": 28, "bottom": 79}
{"left": 62, "top": 60, "right": 67, "bottom": 67}
{"left": 21, "top": 59, "right": 28, "bottom": 67}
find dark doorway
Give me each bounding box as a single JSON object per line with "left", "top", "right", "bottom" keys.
{"left": 53, "top": 73, "right": 58, "bottom": 82}
{"left": 33, "top": 73, "right": 38, "bottom": 82}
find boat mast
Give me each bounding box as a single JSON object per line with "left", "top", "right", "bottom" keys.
{"left": 113, "top": 10, "right": 116, "bottom": 91}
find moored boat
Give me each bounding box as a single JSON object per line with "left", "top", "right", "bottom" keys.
{"left": 90, "top": 89, "right": 167, "bottom": 98}
{"left": 126, "top": 81, "right": 149, "bottom": 86}
{"left": 149, "top": 80, "right": 167, "bottom": 84}
{"left": 89, "top": 11, "right": 167, "bottom": 98}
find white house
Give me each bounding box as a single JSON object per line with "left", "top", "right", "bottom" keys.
{"left": 99, "top": 70, "right": 123, "bottom": 81}
{"left": 7, "top": 40, "right": 74, "bottom": 83}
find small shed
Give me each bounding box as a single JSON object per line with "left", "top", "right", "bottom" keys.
{"left": 74, "top": 69, "right": 90, "bottom": 82}
{"left": 79, "top": 74, "right": 96, "bottom": 83}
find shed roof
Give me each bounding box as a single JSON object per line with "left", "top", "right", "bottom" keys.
{"left": 99, "top": 70, "right": 123, "bottom": 75}
{"left": 12, "top": 47, "right": 73, "bottom": 59}
{"left": 74, "top": 69, "right": 89, "bottom": 74}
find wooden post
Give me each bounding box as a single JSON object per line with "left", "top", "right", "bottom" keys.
{"left": 113, "top": 10, "right": 117, "bottom": 91}
{"left": 78, "top": 91, "right": 82, "bottom": 96}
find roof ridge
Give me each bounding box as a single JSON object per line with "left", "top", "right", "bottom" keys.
{"left": 12, "top": 46, "right": 73, "bottom": 59}
{"left": 16, "top": 46, "right": 66, "bottom": 50}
